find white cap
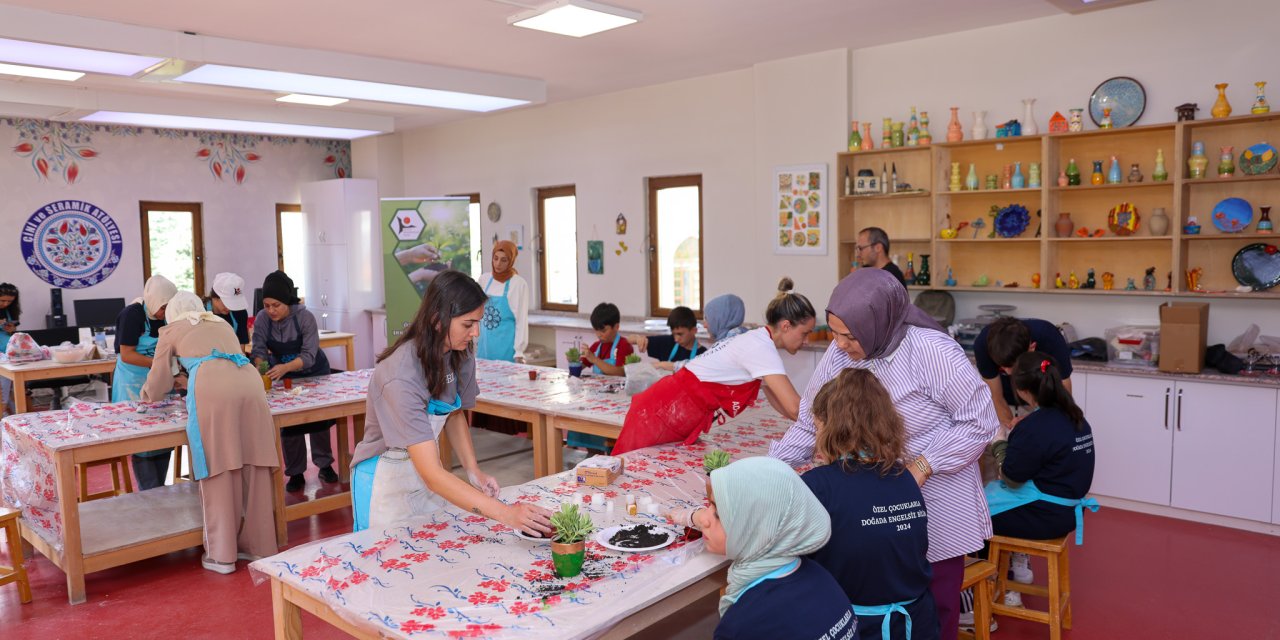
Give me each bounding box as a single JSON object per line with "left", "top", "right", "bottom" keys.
{"left": 211, "top": 272, "right": 248, "bottom": 311}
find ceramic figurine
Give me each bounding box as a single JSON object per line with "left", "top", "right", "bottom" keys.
{"left": 973, "top": 274, "right": 990, "bottom": 287}
{"left": 1069, "top": 271, "right": 1080, "bottom": 289}
{"left": 848, "top": 120, "right": 861, "bottom": 152}
{"left": 1084, "top": 268, "right": 1096, "bottom": 289}
{"left": 972, "top": 110, "right": 989, "bottom": 140}
{"left": 1258, "top": 206, "right": 1273, "bottom": 234}
{"left": 1212, "top": 83, "right": 1232, "bottom": 118}
{"left": 1254, "top": 82, "right": 1270, "bottom": 114}
{"left": 1068, "top": 108, "right": 1085, "bottom": 132}
{"left": 1218, "top": 146, "right": 1236, "bottom": 177}
{"left": 987, "top": 207, "right": 999, "bottom": 238}
{"left": 1091, "top": 160, "right": 1105, "bottom": 185}
{"left": 1032, "top": 272, "right": 1042, "bottom": 288}
{"left": 1175, "top": 103, "right": 1199, "bottom": 121}
{"left": 1099, "top": 107, "right": 1113, "bottom": 129}
{"left": 891, "top": 162, "right": 898, "bottom": 193}
{"left": 907, "top": 108, "right": 920, "bottom": 146}
{"left": 966, "top": 163, "right": 979, "bottom": 191}
{"left": 882, "top": 117, "right": 892, "bottom": 148}
{"left": 919, "top": 111, "right": 932, "bottom": 145}
{"left": 891, "top": 121, "right": 905, "bottom": 147}
{"left": 1102, "top": 272, "right": 1115, "bottom": 290}
{"left": 1153, "top": 149, "right": 1169, "bottom": 182}
{"left": 1066, "top": 158, "right": 1081, "bottom": 186}
{"left": 985, "top": 174, "right": 999, "bottom": 190}
{"left": 947, "top": 107, "right": 964, "bottom": 142}
{"left": 1057, "top": 169, "right": 1069, "bottom": 187}
{"left": 1188, "top": 142, "right": 1209, "bottom": 179}
{"left": 904, "top": 253, "right": 915, "bottom": 284}
{"left": 950, "top": 162, "right": 962, "bottom": 192}
{"left": 1127, "top": 164, "right": 1144, "bottom": 183}
{"left": 1054, "top": 273, "right": 1065, "bottom": 289}
{"left": 1107, "top": 156, "right": 1122, "bottom": 184}
{"left": 1184, "top": 215, "right": 1202, "bottom": 235}
{"left": 1143, "top": 266, "right": 1156, "bottom": 291}
{"left": 1125, "top": 277, "right": 1137, "bottom": 290}
{"left": 971, "top": 217, "right": 986, "bottom": 239}
{"left": 1012, "top": 162, "right": 1026, "bottom": 189}
{"left": 1029, "top": 162, "right": 1042, "bottom": 188}
{"left": 1167, "top": 271, "right": 1174, "bottom": 291}
{"left": 1186, "top": 267, "right": 1204, "bottom": 291}
{"left": 944, "top": 267, "right": 957, "bottom": 287}
{"left": 861, "top": 122, "right": 873, "bottom": 150}
{"left": 1003, "top": 164, "right": 1013, "bottom": 190}
{"left": 1022, "top": 98, "right": 1039, "bottom": 135}
{"left": 1049, "top": 111, "right": 1068, "bottom": 134}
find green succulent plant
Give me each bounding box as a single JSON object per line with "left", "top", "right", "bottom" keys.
{"left": 703, "top": 449, "right": 731, "bottom": 474}
{"left": 256, "top": 360, "right": 270, "bottom": 375}
{"left": 549, "top": 503, "right": 594, "bottom": 545}
{"left": 624, "top": 353, "right": 642, "bottom": 365}
{"left": 565, "top": 347, "right": 582, "bottom": 362}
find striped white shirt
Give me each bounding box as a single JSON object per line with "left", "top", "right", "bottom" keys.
{"left": 770, "top": 325, "right": 999, "bottom": 562}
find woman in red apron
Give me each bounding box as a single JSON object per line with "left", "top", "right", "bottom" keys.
{"left": 612, "top": 278, "right": 815, "bottom": 455}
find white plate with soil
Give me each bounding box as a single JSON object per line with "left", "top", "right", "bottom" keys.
{"left": 514, "top": 529, "right": 553, "bottom": 543}
{"left": 595, "top": 524, "right": 678, "bottom": 553}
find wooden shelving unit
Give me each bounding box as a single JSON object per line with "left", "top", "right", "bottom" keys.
{"left": 834, "top": 112, "right": 1280, "bottom": 298}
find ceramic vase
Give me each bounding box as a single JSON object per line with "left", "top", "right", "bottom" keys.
{"left": 1212, "top": 83, "right": 1232, "bottom": 118}
{"left": 1253, "top": 81, "right": 1270, "bottom": 114}
{"left": 1022, "top": 99, "right": 1038, "bottom": 135}
{"left": 1100, "top": 107, "right": 1113, "bottom": 129}
{"left": 1055, "top": 212, "right": 1074, "bottom": 238}
{"left": 1127, "top": 164, "right": 1144, "bottom": 183}
{"left": 965, "top": 163, "right": 979, "bottom": 190}
{"left": 1066, "top": 158, "right": 1081, "bottom": 186}
{"left": 919, "top": 111, "right": 932, "bottom": 145}
{"left": 1029, "top": 162, "right": 1042, "bottom": 188}
{"left": 1153, "top": 149, "right": 1169, "bottom": 182}
{"left": 881, "top": 118, "right": 892, "bottom": 148}
{"left": 1218, "top": 146, "right": 1236, "bottom": 177}
{"left": 950, "top": 162, "right": 962, "bottom": 191}
{"left": 1058, "top": 169, "right": 1069, "bottom": 187}
{"left": 551, "top": 541, "right": 586, "bottom": 578}
{"left": 1002, "top": 164, "right": 1013, "bottom": 189}
{"left": 972, "top": 110, "right": 988, "bottom": 140}
{"left": 1149, "top": 207, "right": 1170, "bottom": 236}
{"left": 1188, "top": 142, "right": 1209, "bottom": 179}
{"left": 1068, "top": 108, "right": 1084, "bottom": 132}
{"left": 1258, "top": 206, "right": 1274, "bottom": 234}
{"left": 848, "top": 120, "right": 861, "bottom": 152}
{"left": 861, "top": 122, "right": 873, "bottom": 150}
{"left": 904, "top": 254, "right": 916, "bottom": 285}
{"left": 1012, "top": 162, "right": 1026, "bottom": 189}
{"left": 947, "top": 107, "right": 963, "bottom": 142}
{"left": 1107, "top": 156, "right": 1122, "bottom": 184}
{"left": 891, "top": 122, "right": 905, "bottom": 147}
{"left": 917, "top": 254, "right": 931, "bottom": 286}
{"left": 1091, "top": 160, "right": 1105, "bottom": 185}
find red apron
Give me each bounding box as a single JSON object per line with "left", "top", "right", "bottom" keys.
{"left": 612, "top": 367, "right": 762, "bottom": 455}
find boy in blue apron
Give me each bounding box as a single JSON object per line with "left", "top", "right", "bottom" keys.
{"left": 204, "top": 272, "right": 251, "bottom": 348}
{"left": 0, "top": 282, "right": 21, "bottom": 415}
{"left": 112, "top": 276, "right": 178, "bottom": 490}
{"left": 571, "top": 302, "right": 634, "bottom": 451}
{"left": 250, "top": 271, "right": 336, "bottom": 493}
{"left": 475, "top": 240, "right": 529, "bottom": 363}
{"left": 632, "top": 305, "right": 702, "bottom": 370}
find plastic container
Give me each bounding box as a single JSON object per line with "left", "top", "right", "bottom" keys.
{"left": 50, "top": 344, "right": 87, "bottom": 364}
{"left": 1105, "top": 325, "right": 1160, "bottom": 367}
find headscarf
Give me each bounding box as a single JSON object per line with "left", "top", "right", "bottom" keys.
{"left": 165, "top": 291, "right": 222, "bottom": 326}
{"left": 704, "top": 294, "right": 746, "bottom": 343}
{"left": 491, "top": 240, "right": 519, "bottom": 283}
{"left": 712, "top": 456, "right": 832, "bottom": 616}
{"left": 134, "top": 275, "right": 177, "bottom": 320}
{"left": 261, "top": 271, "right": 300, "bottom": 306}
{"left": 826, "top": 268, "right": 946, "bottom": 359}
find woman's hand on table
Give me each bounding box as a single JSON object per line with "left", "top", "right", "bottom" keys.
{"left": 666, "top": 507, "right": 706, "bottom": 530}
{"left": 503, "top": 502, "right": 553, "bottom": 536}
{"left": 266, "top": 360, "right": 299, "bottom": 381}
{"left": 466, "top": 468, "right": 501, "bottom": 498}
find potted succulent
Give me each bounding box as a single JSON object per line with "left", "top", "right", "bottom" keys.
{"left": 256, "top": 360, "right": 272, "bottom": 392}
{"left": 624, "top": 353, "right": 642, "bottom": 365}
{"left": 566, "top": 347, "right": 583, "bottom": 377}
{"left": 703, "top": 449, "right": 731, "bottom": 476}
{"left": 549, "top": 503, "right": 594, "bottom": 578}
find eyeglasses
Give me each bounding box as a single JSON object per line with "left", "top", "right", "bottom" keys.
{"left": 855, "top": 244, "right": 872, "bottom": 252}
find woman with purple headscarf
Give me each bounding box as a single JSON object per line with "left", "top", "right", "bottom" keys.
{"left": 770, "top": 268, "right": 998, "bottom": 640}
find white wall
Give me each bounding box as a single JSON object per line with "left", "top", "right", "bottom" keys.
{"left": 1, "top": 118, "right": 346, "bottom": 324}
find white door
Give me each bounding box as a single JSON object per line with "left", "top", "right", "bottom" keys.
{"left": 1086, "top": 374, "right": 1174, "bottom": 505}
{"left": 1172, "top": 381, "right": 1277, "bottom": 522}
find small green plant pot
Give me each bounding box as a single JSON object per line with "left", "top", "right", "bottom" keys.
{"left": 568, "top": 363, "right": 584, "bottom": 378}
{"left": 551, "top": 541, "right": 585, "bottom": 578}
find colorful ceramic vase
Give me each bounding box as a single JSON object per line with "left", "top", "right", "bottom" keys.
{"left": 882, "top": 118, "right": 892, "bottom": 148}
{"left": 1029, "top": 162, "right": 1042, "bottom": 188}
{"left": 1003, "top": 164, "right": 1013, "bottom": 190}
{"left": 947, "top": 107, "right": 963, "bottom": 142}
{"left": 1012, "top": 162, "right": 1025, "bottom": 189}
{"left": 1091, "top": 160, "right": 1105, "bottom": 185}
{"left": 861, "top": 122, "right": 872, "bottom": 150}
{"left": 891, "top": 122, "right": 905, "bottom": 148}
{"left": 1107, "top": 156, "right": 1122, "bottom": 184}
{"left": 1055, "top": 212, "right": 1074, "bottom": 238}
{"left": 1153, "top": 149, "right": 1169, "bottom": 182}
{"left": 1188, "top": 142, "right": 1209, "bottom": 179}
{"left": 1212, "top": 83, "right": 1232, "bottom": 118}
{"left": 1254, "top": 82, "right": 1270, "bottom": 115}
{"left": 907, "top": 107, "right": 920, "bottom": 147}
{"left": 1258, "top": 206, "right": 1273, "bottom": 234}
{"left": 966, "top": 163, "right": 979, "bottom": 191}
{"left": 972, "top": 110, "right": 988, "bottom": 140}
{"left": 1127, "top": 164, "right": 1143, "bottom": 183}
{"left": 919, "top": 111, "right": 931, "bottom": 145}
{"left": 1058, "top": 169, "right": 1069, "bottom": 187}
{"left": 1066, "top": 158, "right": 1081, "bottom": 186}
{"left": 1218, "top": 146, "right": 1236, "bottom": 177}
{"left": 848, "top": 120, "right": 862, "bottom": 152}
{"left": 917, "top": 254, "right": 931, "bottom": 286}
{"left": 1022, "top": 98, "right": 1038, "bottom": 136}
{"left": 1068, "top": 108, "right": 1084, "bottom": 132}
{"left": 1099, "top": 107, "right": 1113, "bottom": 129}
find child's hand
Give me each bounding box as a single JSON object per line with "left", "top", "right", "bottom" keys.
{"left": 582, "top": 350, "right": 601, "bottom": 365}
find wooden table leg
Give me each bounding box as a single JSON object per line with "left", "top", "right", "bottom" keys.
{"left": 273, "top": 434, "right": 287, "bottom": 547}
{"left": 272, "top": 579, "right": 304, "bottom": 640}
{"left": 344, "top": 339, "right": 355, "bottom": 374}
{"left": 336, "top": 417, "right": 351, "bottom": 483}
{"left": 54, "top": 452, "right": 86, "bottom": 604}
{"left": 12, "top": 375, "right": 28, "bottom": 414}
{"left": 531, "top": 415, "right": 547, "bottom": 479}
{"left": 543, "top": 416, "right": 564, "bottom": 476}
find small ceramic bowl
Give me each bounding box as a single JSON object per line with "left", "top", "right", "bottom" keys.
{"left": 939, "top": 228, "right": 958, "bottom": 239}
{"left": 51, "top": 344, "right": 86, "bottom": 364}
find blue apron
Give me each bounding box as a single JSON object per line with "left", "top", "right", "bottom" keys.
{"left": 591, "top": 333, "right": 621, "bottom": 375}
{"left": 985, "top": 479, "right": 1100, "bottom": 545}
{"left": 177, "top": 349, "right": 252, "bottom": 480}
{"left": 731, "top": 559, "right": 801, "bottom": 607}
{"left": 668, "top": 340, "right": 699, "bottom": 362}
{"left": 477, "top": 278, "right": 517, "bottom": 362}
{"left": 112, "top": 307, "right": 159, "bottom": 403}
{"left": 852, "top": 596, "right": 918, "bottom": 640}
{"left": 205, "top": 300, "right": 239, "bottom": 335}
{"left": 0, "top": 310, "right": 13, "bottom": 353}
{"left": 353, "top": 393, "right": 462, "bottom": 532}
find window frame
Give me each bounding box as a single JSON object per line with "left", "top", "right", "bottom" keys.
{"left": 274, "top": 203, "right": 302, "bottom": 272}
{"left": 139, "top": 201, "right": 206, "bottom": 295}
{"left": 449, "top": 193, "right": 483, "bottom": 276}
{"left": 536, "top": 185, "right": 578, "bottom": 312}
{"left": 647, "top": 174, "right": 704, "bottom": 317}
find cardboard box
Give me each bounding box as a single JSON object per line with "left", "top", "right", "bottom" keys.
{"left": 1158, "top": 302, "right": 1209, "bottom": 373}
{"left": 574, "top": 455, "right": 625, "bottom": 487}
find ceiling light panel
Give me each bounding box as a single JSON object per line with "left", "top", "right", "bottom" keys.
{"left": 174, "top": 64, "right": 528, "bottom": 112}
{"left": 0, "top": 37, "right": 164, "bottom": 76}
{"left": 0, "top": 62, "right": 83, "bottom": 81}
{"left": 510, "top": 0, "right": 642, "bottom": 38}
{"left": 276, "top": 93, "right": 349, "bottom": 106}
{"left": 80, "top": 111, "right": 381, "bottom": 140}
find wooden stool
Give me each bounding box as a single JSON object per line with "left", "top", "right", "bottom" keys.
{"left": 0, "top": 507, "right": 33, "bottom": 603}
{"left": 989, "top": 534, "right": 1072, "bottom": 640}
{"left": 77, "top": 456, "right": 134, "bottom": 502}
{"left": 959, "top": 559, "right": 997, "bottom": 640}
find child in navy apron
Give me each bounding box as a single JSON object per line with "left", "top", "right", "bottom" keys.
{"left": 475, "top": 240, "right": 528, "bottom": 363}
{"left": 250, "top": 271, "right": 335, "bottom": 492}
{"left": 0, "top": 282, "right": 21, "bottom": 415}
{"left": 112, "top": 276, "right": 178, "bottom": 490}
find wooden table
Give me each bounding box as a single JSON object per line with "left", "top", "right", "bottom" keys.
{"left": 318, "top": 331, "right": 356, "bottom": 371}
{"left": 0, "top": 358, "right": 115, "bottom": 414}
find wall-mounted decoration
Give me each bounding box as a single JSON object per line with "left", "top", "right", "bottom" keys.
{"left": 195, "top": 133, "right": 261, "bottom": 184}
{"left": 487, "top": 202, "right": 503, "bottom": 222}
{"left": 774, "top": 163, "right": 828, "bottom": 255}
{"left": 9, "top": 119, "right": 98, "bottom": 184}
{"left": 615, "top": 241, "right": 628, "bottom": 256}
{"left": 498, "top": 224, "right": 524, "bottom": 251}
{"left": 615, "top": 213, "right": 627, "bottom": 235}
{"left": 1089, "top": 76, "right": 1146, "bottom": 128}
{"left": 310, "top": 139, "right": 351, "bottom": 179}
{"left": 20, "top": 200, "right": 123, "bottom": 288}
{"left": 587, "top": 240, "right": 604, "bottom": 274}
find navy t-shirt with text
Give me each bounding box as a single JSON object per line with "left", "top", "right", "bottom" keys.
{"left": 974, "top": 318, "right": 1073, "bottom": 405}
{"left": 714, "top": 559, "right": 856, "bottom": 640}
{"left": 1000, "top": 406, "right": 1096, "bottom": 536}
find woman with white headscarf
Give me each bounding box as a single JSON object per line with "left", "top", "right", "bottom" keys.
{"left": 141, "top": 292, "right": 279, "bottom": 574}
{"left": 113, "top": 275, "right": 178, "bottom": 489}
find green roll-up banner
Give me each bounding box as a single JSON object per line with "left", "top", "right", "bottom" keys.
{"left": 381, "top": 197, "right": 472, "bottom": 346}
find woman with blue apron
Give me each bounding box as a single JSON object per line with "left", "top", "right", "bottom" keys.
{"left": 205, "top": 271, "right": 251, "bottom": 348}
{"left": 250, "top": 271, "right": 334, "bottom": 493}
{"left": 0, "top": 282, "right": 21, "bottom": 415}
{"left": 475, "top": 240, "right": 529, "bottom": 363}
{"left": 112, "top": 276, "right": 177, "bottom": 490}
{"left": 349, "top": 271, "right": 551, "bottom": 535}
{"left": 140, "top": 292, "right": 279, "bottom": 575}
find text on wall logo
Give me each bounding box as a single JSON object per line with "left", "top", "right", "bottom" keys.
{"left": 19, "top": 200, "right": 123, "bottom": 289}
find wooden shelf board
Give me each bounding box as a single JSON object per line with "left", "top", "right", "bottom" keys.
{"left": 1181, "top": 233, "right": 1279, "bottom": 241}
{"left": 841, "top": 238, "right": 933, "bottom": 244}
{"left": 1183, "top": 173, "right": 1280, "bottom": 186}
{"left": 939, "top": 187, "right": 1041, "bottom": 196}
{"left": 839, "top": 191, "right": 931, "bottom": 201}
{"left": 1047, "top": 236, "right": 1172, "bottom": 242}
{"left": 940, "top": 238, "right": 1042, "bottom": 243}
{"left": 1181, "top": 111, "right": 1280, "bottom": 130}
{"left": 1046, "top": 122, "right": 1178, "bottom": 139}
{"left": 838, "top": 146, "right": 933, "bottom": 158}
{"left": 935, "top": 135, "right": 1044, "bottom": 149}
{"left": 1050, "top": 182, "right": 1174, "bottom": 192}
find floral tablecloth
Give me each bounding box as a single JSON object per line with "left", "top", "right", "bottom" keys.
{"left": 249, "top": 405, "right": 794, "bottom": 639}
{"left": 475, "top": 360, "right": 633, "bottom": 426}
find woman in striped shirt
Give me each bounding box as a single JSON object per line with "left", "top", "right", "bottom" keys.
{"left": 770, "top": 268, "right": 998, "bottom": 640}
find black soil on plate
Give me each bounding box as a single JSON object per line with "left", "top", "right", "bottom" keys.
{"left": 608, "top": 524, "right": 670, "bottom": 549}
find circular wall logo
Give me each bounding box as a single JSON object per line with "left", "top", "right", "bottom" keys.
{"left": 20, "top": 200, "right": 123, "bottom": 289}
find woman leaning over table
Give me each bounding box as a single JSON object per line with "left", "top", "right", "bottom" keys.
{"left": 113, "top": 275, "right": 178, "bottom": 490}
{"left": 350, "top": 270, "right": 552, "bottom": 535}
{"left": 769, "top": 268, "right": 998, "bottom": 640}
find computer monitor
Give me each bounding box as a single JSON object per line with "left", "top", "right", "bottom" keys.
{"left": 74, "top": 297, "right": 126, "bottom": 329}
{"left": 26, "top": 327, "right": 82, "bottom": 347}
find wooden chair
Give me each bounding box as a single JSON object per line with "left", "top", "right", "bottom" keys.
{"left": 989, "top": 534, "right": 1073, "bottom": 640}
{"left": 959, "top": 559, "right": 997, "bottom": 640}
{"left": 0, "top": 507, "right": 33, "bottom": 603}
{"left": 77, "top": 456, "right": 134, "bottom": 502}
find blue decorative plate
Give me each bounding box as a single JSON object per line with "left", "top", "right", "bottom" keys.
{"left": 1240, "top": 143, "right": 1278, "bottom": 175}
{"left": 1089, "top": 77, "right": 1146, "bottom": 128}
{"left": 995, "top": 204, "right": 1031, "bottom": 238}
{"left": 1232, "top": 243, "right": 1280, "bottom": 291}
{"left": 1211, "top": 197, "right": 1253, "bottom": 233}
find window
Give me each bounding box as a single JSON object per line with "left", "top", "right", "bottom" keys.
{"left": 451, "top": 193, "right": 483, "bottom": 277}
{"left": 537, "top": 185, "right": 578, "bottom": 311}
{"left": 275, "top": 203, "right": 308, "bottom": 298}
{"left": 139, "top": 201, "right": 205, "bottom": 294}
{"left": 648, "top": 175, "right": 703, "bottom": 315}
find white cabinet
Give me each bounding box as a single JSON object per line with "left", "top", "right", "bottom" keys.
{"left": 1070, "top": 372, "right": 1087, "bottom": 411}
{"left": 1087, "top": 374, "right": 1173, "bottom": 506}
{"left": 1171, "top": 381, "right": 1276, "bottom": 523}
{"left": 306, "top": 244, "right": 350, "bottom": 312}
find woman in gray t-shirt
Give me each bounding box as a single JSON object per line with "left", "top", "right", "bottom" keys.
{"left": 351, "top": 271, "right": 552, "bottom": 535}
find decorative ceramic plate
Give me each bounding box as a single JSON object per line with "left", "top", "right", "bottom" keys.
{"left": 1107, "top": 202, "right": 1141, "bottom": 236}
{"left": 1232, "top": 243, "right": 1280, "bottom": 290}
{"left": 994, "top": 204, "right": 1031, "bottom": 237}
{"left": 1211, "top": 197, "right": 1253, "bottom": 233}
{"left": 596, "top": 524, "right": 677, "bottom": 553}
{"left": 1239, "top": 143, "right": 1278, "bottom": 175}
{"left": 1089, "top": 76, "right": 1146, "bottom": 128}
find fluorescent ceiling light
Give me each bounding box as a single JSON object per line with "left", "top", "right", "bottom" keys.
{"left": 0, "top": 37, "right": 164, "bottom": 76}
{"left": 80, "top": 111, "right": 381, "bottom": 140}
{"left": 0, "top": 62, "right": 83, "bottom": 82}
{"left": 276, "top": 93, "right": 349, "bottom": 106}
{"left": 174, "top": 64, "right": 528, "bottom": 112}
{"left": 509, "top": 0, "right": 641, "bottom": 38}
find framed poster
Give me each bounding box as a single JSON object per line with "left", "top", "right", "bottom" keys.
{"left": 773, "top": 163, "right": 828, "bottom": 255}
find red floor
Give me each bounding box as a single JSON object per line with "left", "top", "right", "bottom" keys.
{"left": 3, "top": 469, "right": 1279, "bottom": 639}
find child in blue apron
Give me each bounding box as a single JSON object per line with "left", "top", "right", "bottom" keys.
{"left": 630, "top": 305, "right": 702, "bottom": 371}
{"left": 475, "top": 240, "right": 529, "bottom": 363}
{"left": 570, "top": 302, "right": 634, "bottom": 451}
{"left": 112, "top": 276, "right": 178, "bottom": 490}
{"left": 803, "top": 369, "right": 939, "bottom": 640}
{"left": 0, "top": 282, "right": 21, "bottom": 415}
{"left": 204, "top": 272, "right": 251, "bottom": 347}
{"left": 349, "top": 270, "right": 552, "bottom": 535}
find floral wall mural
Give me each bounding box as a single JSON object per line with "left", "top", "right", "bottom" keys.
{"left": 9, "top": 119, "right": 99, "bottom": 184}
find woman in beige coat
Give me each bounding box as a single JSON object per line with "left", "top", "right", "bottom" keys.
{"left": 141, "top": 292, "right": 279, "bottom": 574}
